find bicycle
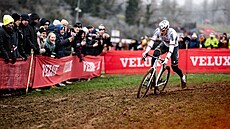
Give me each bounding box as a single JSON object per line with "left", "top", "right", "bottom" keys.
{"left": 137, "top": 54, "right": 170, "bottom": 98}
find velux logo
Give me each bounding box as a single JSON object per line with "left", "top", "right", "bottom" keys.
{"left": 190, "top": 56, "right": 230, "bottom": 66}
{"left": 120, "top": 57, "right": 158, "bottom": 68}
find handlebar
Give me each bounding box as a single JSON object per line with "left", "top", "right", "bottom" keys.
{"left": 142, "top": 53, "right": 165, "bottom": 63}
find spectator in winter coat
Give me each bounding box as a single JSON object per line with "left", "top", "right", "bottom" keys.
{"left": 43, "top": 32, "right": 56, "bottom": 57}
{"left": 37, "top": 27, "right": 47, "bottom": 54}
{"left": 11, "top": 13, "right": 27, "bottom": 60}
{"left": 54, "top": 24, "right": 73, "bottom": 58}
{"left": 219, "top": 33, "right": 228, "bottom": 48}
{"left": 199, "top": 34, "right": 206, "bottom": 48}
{"left": 19, "top": 14, "right": 30, "bottom": 56}
{"left": 24, "top": 13, "right": 40, "bottom": 55}
{"left": 189, "top": 33, "right": 199, "bottom": 48}
{"left": 73, "top": 29, "right": 86, "bottom": 62}
{"left": 97, "top": 24, "right": 112, "bottom": 53}
{"left": 204, "top": 33, "right": 219, "bottom": 49}
{"left": 0, "top": 15, "right": 17, "bottom": 64}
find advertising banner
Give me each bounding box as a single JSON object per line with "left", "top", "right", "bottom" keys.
{"left": 33, "top": 56, "right": 102, "bottom": 88}
{"left": 0, "top": 58, "right": 32, "bottom": 89}
{"left": 104, "top": 49, "right": 230, "bottom": 74}
{"left": 185, "top": 49, "right": 230, "bottom": 73}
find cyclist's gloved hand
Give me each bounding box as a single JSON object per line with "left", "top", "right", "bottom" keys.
{"left": 163, "top": 58, "right": 168, "bottom": 65}
{"left": 142, "top": 52, "right": 148, "bottom": 58}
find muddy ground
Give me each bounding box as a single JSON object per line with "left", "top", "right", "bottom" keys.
{"left": 0, "top": 82, "right": 230, "bottom": 129}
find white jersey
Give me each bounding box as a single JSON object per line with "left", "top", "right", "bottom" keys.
{"left": 152, "top": 28, "right": 178, "bottom": 47}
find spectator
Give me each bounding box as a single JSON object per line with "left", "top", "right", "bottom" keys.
{"left": 54, "top": 24, "right": 73, "bottom": 58}
{"left": 137, "top": 36, "right": 148, "bottom": 50}
{"left": 43, "top": 32, "right": 56, "bottom": 57}
{"left": 83, "top": 37, "right": 100, "bottom": 56}
{"left": 37, "top": 27, "right": 47, "bottom": 54}
{"left": 189, "top": 33, "right": 199, "bottom": 48}
{"left": 60, "top": 19, "right": 70, "bottom": 37}
{"left": 204, "top": 32, "right": 219, "bottom": 49}
{"left": 97, "top": 24, "right": 112, "bottom": 53}
{"left": 62, "top": 20, "right": 72, "bottom": 57}
{"left": 115, "top": 41, "right": 123, "bottom": 50}
{"left": 219, "top": 33, "right": 228, "bottom": 48}
{"left": 199, "top": 34, "right": 206, "bottom": 48}
{"left": 11, "top": 13, "right": 27, "bottom": 60}
{"left": 0, "top": 15, "right": 17, "bottom": 64}
{"left": 54, "top": 24, "right": 74, "bottom": 86}
{"left": 25, "top": 13, "right": 40, "bottom": 55}
{"left": 178, "top": 35, "right": 186, "bottom": 49}
{"left": 19, "top": 14, "right": 30, "bottom": 56}
{"left": 73, "top": 30, "right": 86, "bottom": 62}
{"left": 129, "top": 39, "right": 139, "bottom": 50}
{"left": 86, "top": 25, "right": 97, "bottom": 43}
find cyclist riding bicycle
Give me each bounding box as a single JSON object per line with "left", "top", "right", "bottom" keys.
{"left": 142, "top": 20, "right": 186, "bottom": 89}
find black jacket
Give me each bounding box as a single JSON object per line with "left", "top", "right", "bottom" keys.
{"left": 12, "top": 24, "right": 26, "bottom": 58}
{"left": 24, "top": 22, "right": 40, "bottom": 55}
{"left": 0, "top": 26, "right": 16, "bottom": 60}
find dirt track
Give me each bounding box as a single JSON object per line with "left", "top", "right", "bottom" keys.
{"left": 0, "top": 82, "right": 230, "bottom": 129}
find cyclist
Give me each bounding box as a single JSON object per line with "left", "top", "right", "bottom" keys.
{"left": 142, "top": 20, "right": 186, "bottom": 89}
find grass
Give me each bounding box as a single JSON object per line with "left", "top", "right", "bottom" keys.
{"left": 27, "top": 73, "right": 230, "bottom": 96}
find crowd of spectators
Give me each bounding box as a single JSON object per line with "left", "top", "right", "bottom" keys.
{"left": 0, "top": 13, "right": 112, "bottom": 87}
{"left": 115, "top": 32, "right": 230, "bottom": 51}
{"left": 1, "top": 13, "right": 229, "bottom": 65}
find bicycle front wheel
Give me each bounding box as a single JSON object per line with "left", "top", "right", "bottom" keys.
{"left": 155, "top": 66, "right": 170, "bottom": 94}
{"left": 137, "top": 68, "right": 155, "bottom": 98}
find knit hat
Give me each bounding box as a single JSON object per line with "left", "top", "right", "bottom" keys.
{"left": 11, "top": 13, "right": 21, "bottom": 21}
{"left": 40, "top": 18, "right": 50, "bottom": 26}
{"left": 29, "top": 13, "right": 40, "bottom": 21}
{"left": 39, "top": 28, "right": 47, "bottom": 33}
{"left": 74, "top": 22, "right": 82, "bottom": 28}
{"left": 86, "top": 25, "right": 93, "bottom": 29}
{"left": 21, "top": 14, "right": 29, "bottom": 21}
{"left": 3, "top": 15, "right": 14, "bottom": 26}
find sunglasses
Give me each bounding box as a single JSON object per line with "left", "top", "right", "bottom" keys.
{"left": 99, "top": 29, "right": 105, "bottom": 31}
{"left": 160, "top": 29, "right": 167, "bottom": 32}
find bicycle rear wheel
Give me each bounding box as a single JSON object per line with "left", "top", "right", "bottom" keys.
{"left": 154, "top": 66, "right": 170, "bottom": 94}
{"left": 137, "top": 68, "right": 155, "bottom": 98}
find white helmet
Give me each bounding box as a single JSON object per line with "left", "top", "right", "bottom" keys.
{"left": 159, "top": 20, "right": 169, "bottom": 30}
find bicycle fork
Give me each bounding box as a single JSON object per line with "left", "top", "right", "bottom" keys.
{"left": 146, "top": 68, "right": 156, "bottom": 89}
{"left": 155, "top": 64, "right": 166, "bottom": 87}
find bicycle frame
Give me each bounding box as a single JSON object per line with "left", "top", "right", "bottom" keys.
{"left": 137, "top": 54, "right": 170, "bottom": 98}
{"left": 148, "top": 54, "right": 166, "bottom": 86}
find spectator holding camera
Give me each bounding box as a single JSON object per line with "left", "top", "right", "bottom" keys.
{"left": 54, "top": 24, "right": 73, "bottom": 58}
{"left": 73, "top": 29, "right": 86, "bottom": 62}
{"left": 97, "top": 24, "right": 112, "bottom": 54}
